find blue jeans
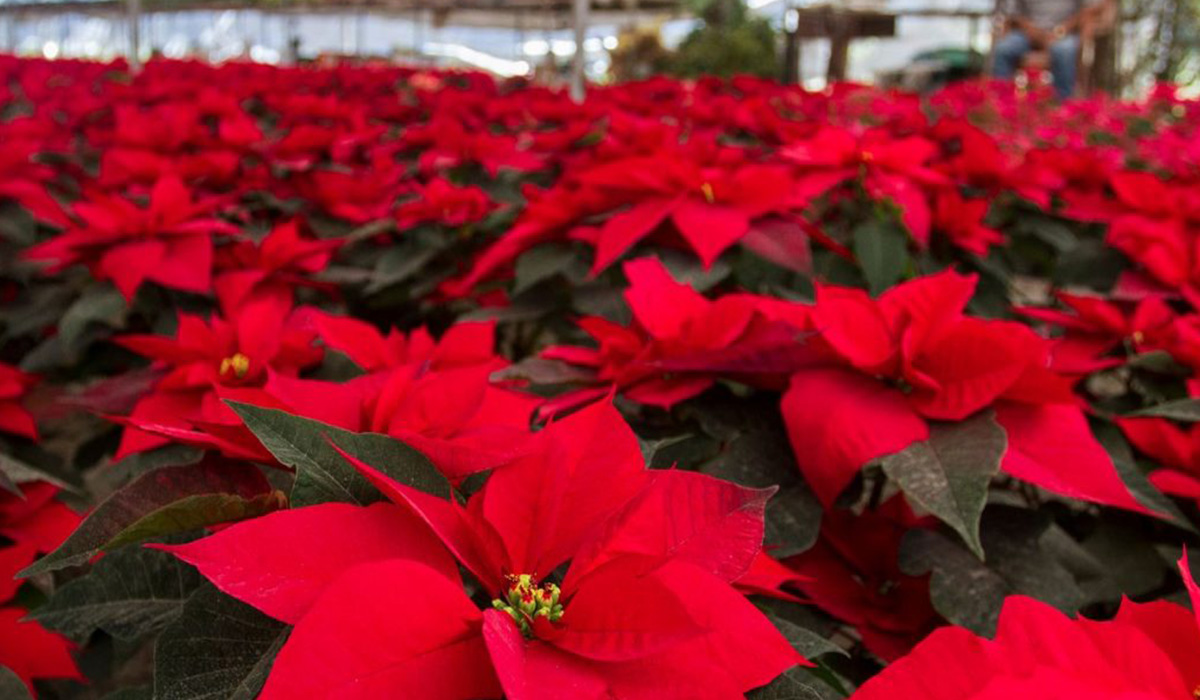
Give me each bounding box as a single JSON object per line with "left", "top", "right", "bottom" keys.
{"left": 992, "top": 30, "right": 1080, "bottom": 98}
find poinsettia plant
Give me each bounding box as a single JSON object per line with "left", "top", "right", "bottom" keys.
{"left": 0, "top": 54, "right": 1198, "bottom": 700}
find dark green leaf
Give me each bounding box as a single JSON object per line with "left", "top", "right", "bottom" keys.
{"left": 763, "top": 485, "right": 824, "bottom": 558}
{"left": 0, "top": 665, "right": 30, "bottom": 700}
{"left": 853, "top": 219, "right": 908, "bottom": 295}
{"left": 104, "top": 491, "right": 287, "bottom": 549}
{"left": 226, "top": 402, "right": 450, "bottom": 508}
{"left": 571, "top": 282, "right": 630, "bottom": 324}
{"left": 755, "top": 598, "right": 847, "bottom": 660}
{"left": 880, "top": 412, "right": 1005, "bottom": 559}
{"left": 0, "top": 283, "right": 74, "bottom": 341}
{"left": 513, "top": 244, "right": 580, "bottom": 294}
{"left": 899, "top": 506, "right": 1086, "bottom": 636}
{"left": 1126, "top": 351, "right": 1190, "bottom": 375}
{"left": 658, "top": 249, "right": 731, "bottom": 292}
{"left": 747, "top": 667, "right": 845, "bottom": 700}
{"left": 490, "top": 357, "right": 596, "bottom": 386}
{"left": 1092, "top": 421, "right": 1194, "bottom": 531}
{"left": 1018, "top": 216, "right": 1075, "bottom": 252}
{"left": 103, "top": 446, "right": 205, "bottom": 486}
{"left": 0, "top": 460, "right": 18, "bottom": 497}
{"left": 342, "top": 217, "right": 395, "bottom": 244}
{"left": 30, "top": 542, "right": 202, "bottom": 642}
{"left": 0, "top": 449, "right": 82, "bottom": 493}
{"left": 20, "top": 461, "right": 271, "bottom": 577}
{"left": 1080, "top": 520, "right": 1170, "bottom": 598}
{"left": 638, "top": 436, "right": 694, "bottom": 469}
{"left": 365, "top": 245, "right": 438, "bottom": 294}
{"left": 154, "top": 584, "right": 288, "bottom": 700}
{"left": 102, "top": 687, "right": 152, "bottom": 700}
{"left": 461, "top": 296, "right": 558, "bottom": 323}
{"left": 58, "top": 287, "right": 127, "bottom": 350}
{"left": 1130, "top": 398, "right": 1200, "bottom": 421}
{"left": 687, "top": 396, "right": 823, "bottom": 556}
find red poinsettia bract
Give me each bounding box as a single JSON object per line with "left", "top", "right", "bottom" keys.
{"left": 24, "top": 176, "right": 239, "bottom": 300}
{"left": 0, "top": 482, "right": 83, "bottom": 693}
{"left": 851, "top": 554, "right": 1200, "bottom": 700}
{"left": 0, "top": 364, "right": 39, "bottom": 440}
{"left": 1120, "top": 416, "right": 1200, "bottom": 502}
{"left": 113, "top": 292, "right": 322, "bottom": 459}
{"left": 777, "top": 270, "right": 1147, "bottom": 512}
{"left": 213, "top": 218, "right": 343, "bottom": 311}
{"left": 785, "top": 497, "right": 939, "bottom": 661}
{"left": 583, "top": 154, "right": 798, "bottom": 272}
{"left": 538, "top": 257, "right": 811, "bottom": 417}
{"left": 782, "top": 126, "right": 950, "bottom": 245}
{"left": 1017, "top": 292, "right": 1175, "bottom": 374}
{"left": 156, "top": 400, "right": 804, "bottom": 698}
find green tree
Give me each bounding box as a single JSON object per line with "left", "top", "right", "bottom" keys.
{"left": 668, "top": 0, "right": 779, "bottom": 78}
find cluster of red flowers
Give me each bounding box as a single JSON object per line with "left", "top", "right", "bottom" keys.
{"left": 0, "top": 366, "right": 81, "bottom": 692}
{"left": 0, "top": 54, "right": 1199, "bottom": 699}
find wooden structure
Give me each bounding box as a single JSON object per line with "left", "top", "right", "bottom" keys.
{"left": 781, "top": 4, "right": 896, "bottom": 83}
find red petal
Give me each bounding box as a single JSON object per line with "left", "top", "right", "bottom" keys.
{"left": 7, "top": 498, "right": 80, "bottom": 553}
{"left": 781, "top": 368, "right": 928, "bottom": 506}
{"left": 1182, "top": 549, "right": 1200, "bottom": 631}
{"left": 0, "top": 543, "right": 37, "bottom": 604}
{"left": 312, "top": 312, "right": 391, "bottom": 371}
{"left": 1118, "top": 417, "right": 1194, "bottom": 471}
{"left": 1111, "top": 171, "right": 1172, "bottom": 214}
{"left": 98, "top": 239, "right": 167, "bottom": 300}
{"left": 565, "top": 470, "right": 771, "bottom": 591}
{"left": 148, "top": 234, "right": 212, "bottom": 295}
{"left": 812, "top": 285, "right": 896, "bottom": 373}
{"left": 906, "top": 319, "right": 1040, "bottom": 421}
{"left": 991, "top": 596, "right": 1187, "bottom": 696}
{"left": 600, "top": 560, "right": 804, "bottom": 697}
{"left": 482, "top": 609, "right": 532, "bottom": 700}
{"left": 234, "top": 291, "right": 290, "bottom": 362}
{"left": 214, "top": 269, "right": 266, "bottom": 313}
{"left": 622, "top": 257, "right": 709, "bottom": 340}
{"left": 431, "top": 321, "right": 498, "bottom": 368}
{"left": 740, "top": 218, "right": 813, "bottom": 274}
{"left": 866, "top": 173, "right": 931, "bottom": 246}
{"left": 623, "top": 376, "right": 714, "bottom": 408}
{"left": 330, "top": 442, "right": 509, "bottom": 593}
{"left": 851, "top": 625, "right": 996, "bottom": 700}
{"left": 1114, "top": 596, "right": 1200, "bottom": 691}
{"left": 591, "top": 198, "right": 676, "bottom": 274}
{"left": 476, "top": 399, "right": 647, "bottom": 578}
{"left": 0, "top": 608, "right": 82, "bottom": 693}
{"left": 880, "top": 269, "right": 976, "bottom": 351}
{"left": 482, "top": 621, "right": 608, "bottom": 700}
{"left": 549, "top": 556, "right": 701, "bottom": 662}
{"left": 259, "top": 559, "right": 499, "bottom": 700}
{"left": 671, "top": 200, "right": 750, "bottom": 268}
{"left": 995, "top": 402, "right": 1149, "bottom": 513}
{"left": 0, "top": 401, "right": 37, "bottom": 440}
{"left": 733, "top": 551, "right": 808, "bottom": 602}
{"left": 154, "top": 502, "right": 457, "bottom": 624}
{"left": 1149, "top": 469, "right": 1200, "bottom": 500}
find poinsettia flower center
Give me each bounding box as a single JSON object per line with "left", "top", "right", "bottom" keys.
{"left": 700, "top": 182, "right": 716, "bottom": 204}
{"left": 1131, "top": 330, "right": 1145, "bottom": 344}
{"left": 491, "top": 573, "right": 564, "bottom": 638}
{"left": 218, "top": 352, "right": 251, "bottom": 382}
